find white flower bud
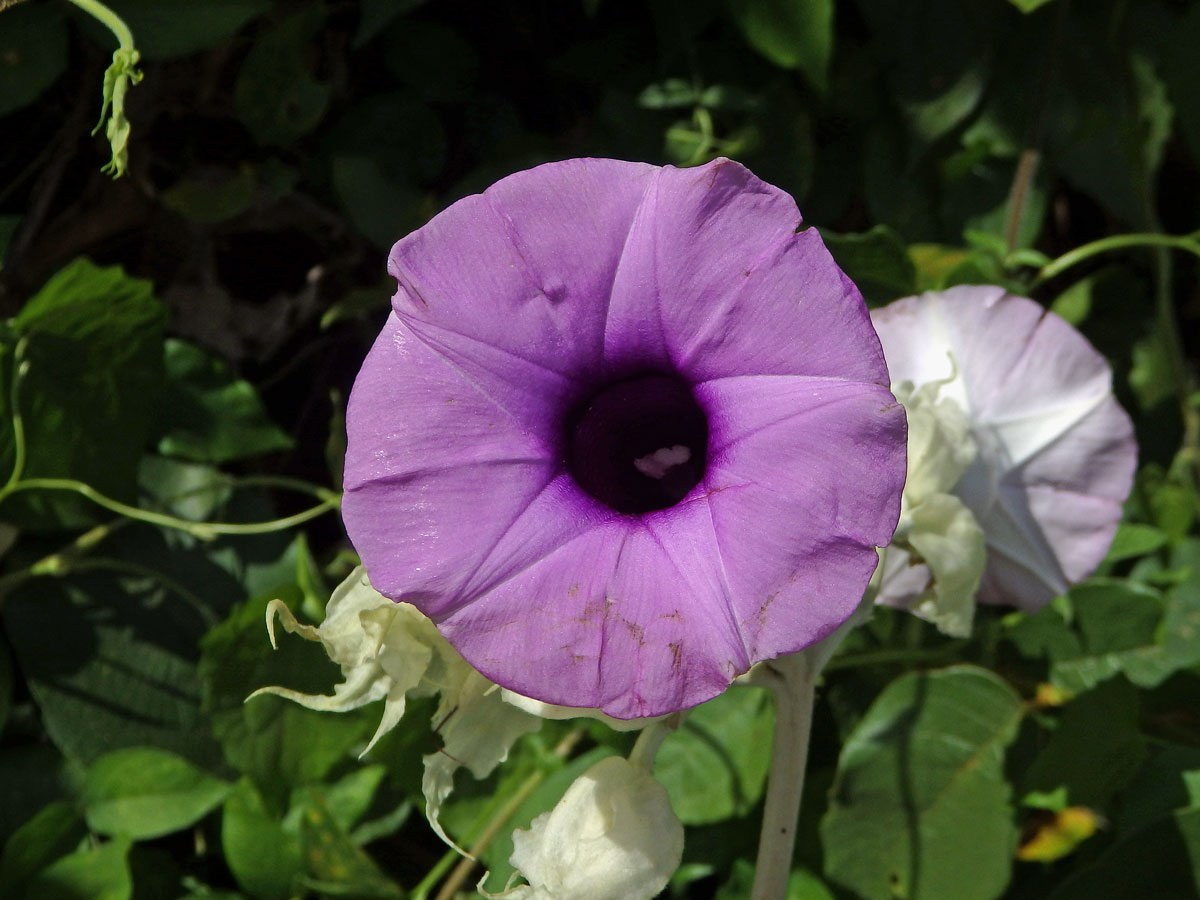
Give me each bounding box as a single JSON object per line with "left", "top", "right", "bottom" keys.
{"left": 498, "top": 756, "right": 683, "bottom": 900}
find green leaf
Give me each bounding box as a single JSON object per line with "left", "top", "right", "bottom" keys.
{"left": 198, "top": 590, "right": 372, "bottom": 805}
{"left": 638, "top": 78, "right": 703, "bottom": 110}
{"left": 156, "top": 339, "right": 292, "bottom": 464}
{"left": 821, "top": 225, "right": 916, "bottom": 305}
{"left": 1021, "top": 678, "right": 1146, "bottom": 809}
{"left": 0, "top": 746, "right": 75, "bottom": 846}
{"left": 727, "top": 0, "right": 834, "bottom": 93}
{"left": 855, "top": 0, "right": 1004, "bottom": 145}
{"left": 291, "top": 766, "right": 386, "bottom": 835}
{"left": 160, "top": 166, "right": 257, "bottom": 225}
{"left": 1048, "top": 579, "right": 1200, "bottom": 694}
{"left": 354, "top": 0, "right": 427, "bottom": 46}
{"left": 1116, "top": 743, "right": 1200, "bottom": 835}
{"left": 1006, "top": 0, "right": 1055, "bottom": 14}
{"left": 137, "top": 456, "right": 232, "bottom": 522}
{"left": 23, "top": 836, "right": 132, "bottom": 900}
{"left": 0, "top": 3, "right": 67, "bottom": 116}
{"left": 2, "top": 574, "right": 223, "bottom": 768}
{"left": 655, "top": 685, "right": 774, "bottom": 825}
{"left": 0, "top": 259, "right": 166, "bottom": 528}
{"left": 296, "top": 795, "right": 402, "bottom": 898}
{"left": 821, "top": 665, "right": 1023, "bottom": 900}
{"left": 1104, "top": 523, "right": 1168, "bottom": 564}
{"left": 82, "top": 747, "right": 231, "bottom": 840}
{"left": 99, "top": 1, "right": 271, "bottom": 59}
{"left": 0, "top": 802, "right": 87, "bottom": 899}
{"left": 1129, "top": 329, "right": 1176, "bottom": 411}
{"left": 1049, "top": 274, "right": 1095, "bottom": 326}
{"left": 233, "top": 6, "right": 331, "bottom": 146}
{"left": 909, "top": 244, "right": 972, "bottom": 291}
{"left": 221, "top": 780, "right": 303, "bottom": 900}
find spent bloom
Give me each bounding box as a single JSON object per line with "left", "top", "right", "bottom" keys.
{"left": 872, "top": 286, "right": 1136, "bottom": 625}
{"left": 342, "top": 157, "right": 907, "bottom": 718}
{"left": 494, "top": 756, "right": 684, "bottom": 900}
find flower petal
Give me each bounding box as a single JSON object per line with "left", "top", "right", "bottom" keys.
{"left": 697, "top": 374, "right": 908, "bottom": 659}
{"left": 436, "top": 517, "right": 748, "bottom": 719}
{"left": 388, "top": 158, "right": 657, "bottom": 374}
{"left": 604, "top": 160, "right": 889, "bottom": 384}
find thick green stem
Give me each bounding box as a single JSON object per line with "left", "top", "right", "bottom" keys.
{"left": 750, "top": 652, "right": 819, "bottom": 900}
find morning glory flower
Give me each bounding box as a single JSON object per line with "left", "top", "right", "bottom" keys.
{"left": 342, "top": 157, "right": 907, "bottom": 718}
{"left": 872, "top": 286, "right": 1136, "bottom": 615}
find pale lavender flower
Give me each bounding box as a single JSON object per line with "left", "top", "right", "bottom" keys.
{"left": 342, "top": 157, "right": 907, "bottom": 718}
{"left": 872, "top": 286, "right": 1137, "bottom": 614}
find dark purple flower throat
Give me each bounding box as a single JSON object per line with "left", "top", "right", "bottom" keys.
{"left": 565, "top": 372, "right": 708, "bottom": 515}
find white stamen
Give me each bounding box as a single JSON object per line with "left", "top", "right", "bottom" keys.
{"left": 633, "top": 445, "right": 691, "bottom": 479}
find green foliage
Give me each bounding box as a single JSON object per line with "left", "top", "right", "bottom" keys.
{"left": 0, "top": 259, "right": 166, "bottom": 528}
{"left": 156, "top": 340, "right": 293, "bottom": 464}
{"left": 655, "top": 685, "right": 774, "bottom": 825}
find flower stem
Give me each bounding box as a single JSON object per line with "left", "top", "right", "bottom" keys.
{"left": 64, "top": 0, "right": 136, "bottom": 49}
{"left": 0, "top": 477, "right": 338, "bottom": 538}
{"left": 1033, "top": 231, "right": 1200, "bottom": 284}
{"left": 750, "top": 653, "right": 818, "bottom": 900}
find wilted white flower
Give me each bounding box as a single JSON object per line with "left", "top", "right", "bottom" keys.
{"left": 251, "top": 567, "right": 658, "bottom": 851}
{"left": 882, "top": 376, "right": 987, "bottom": 636}
{"left": 495, "top": 756, "right": 683, "bottom": 900}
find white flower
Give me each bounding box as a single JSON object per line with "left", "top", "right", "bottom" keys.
{"left": 496, "top": 756, "right": 683, "bottom": 900}
{"left": 873, "top": 287, "right": 1136, "bottom": 613}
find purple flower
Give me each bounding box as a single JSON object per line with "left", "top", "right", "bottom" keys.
{"left": 342, "top": 158, "right": 907, "bottom": 718}
{"left": 872, "top": 286, "right": 1137, "bottom": 613}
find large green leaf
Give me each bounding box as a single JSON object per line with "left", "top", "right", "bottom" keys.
{"left": 0, "top": 802, "right": 87, "bottom": 899}
{"left": 233, "top": 6, "right": 331, "bottom": 146}
{"left": 2, "top": 573, "right": 223, "bottom": 769}
{"left": 821, "top": 665, "right": 1023, "bottom": 900}
{"left": 1049, "top": 578, "right": 1200, "bottom": 694}
{"left": 23, "top": 836, "right": 132, "bottom": 900}
{"left": 0, "top": 259, "right": 166, "bottom": 528}
{"left": 82, "top": 747, "right": 231, "bottom": 840}
{"left": 727, "top": 0, "right": 833, "bottom": 93}
{"left": 296, "top": 794, "right": 402, "bottom": 898}
{"left": 0, "top": 3, "right": 67, "bottom": 116}
{"left": 655, "top": 685, "right": 774, "bottom": 825}
{"left": 1021, "top": 678, "right": 1146, "bottom": 809}
{"left": 821, "top": 225, "right": 916, "bottom": 306}
{"left": 222, "top": 780, "right": 303, "bottom": 900}
{"left": 155, "top": 339, "right": 292, "bottom": 464}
